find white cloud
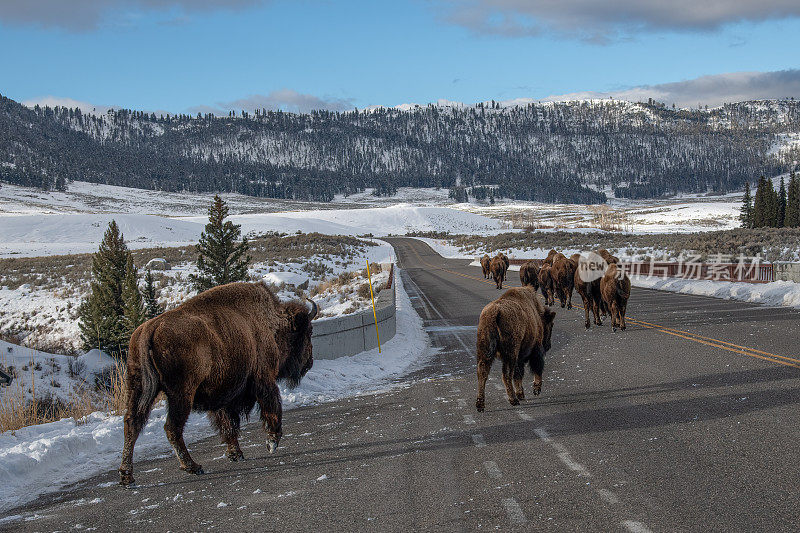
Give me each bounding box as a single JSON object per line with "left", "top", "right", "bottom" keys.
{"left": 440, "top": 0, "right": 800, "bottom": 41}
{"left": 538, "top": 70, "right": 800, "bottom": 108}
{"left": 0, "top": 0, "right": 264, "bottom": 31}
{"left": 189, "top": 89, "right": 356, "bottom": 114}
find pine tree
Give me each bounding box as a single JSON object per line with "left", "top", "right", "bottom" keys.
{"left": 143, "top": 269, "right": 163, "bottom": 319}
{"left": 78, "top": 221, "right": 131, "bottom": 356}
{"left": 122, "top": 255, "right": 147, "bottom": 337}
{"left": 190, "top": 195, "right": 251, "bottom": 292}
{"left": 768, "top": 180, "right": 780, "bottom": 227}
{"left": 739, "top": 181, "right": 753, "bottom": 228}
{"left": 778, "top": 176, "right": 787, "bottom": 227}
{"left": 752, "top": 176, "right": 767, "bottom": 228}
{"left": 785, "top": 172, "right": 800, "bottom": 227}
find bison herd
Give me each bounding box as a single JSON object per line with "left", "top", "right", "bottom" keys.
{"left": 476, "top": 248, "right": 631, "bottom": 411}
{"left": 116, "top": 246, "right": 630, "bottom": 483}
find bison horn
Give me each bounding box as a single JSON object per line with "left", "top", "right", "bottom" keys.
{"left": 306, "top": 298, "right": 318, "bottom": 320}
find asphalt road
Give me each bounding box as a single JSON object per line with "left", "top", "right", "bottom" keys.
{"left": 5, "top": 237, "right": 800, "bottom": 532}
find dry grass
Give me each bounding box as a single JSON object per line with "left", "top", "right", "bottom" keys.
{"left": 0, "top": 357, "right": 127, "bottom": 433}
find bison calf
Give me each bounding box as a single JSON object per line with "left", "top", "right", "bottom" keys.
{"left": 537, "top": 264, "right": 555, "bottom": 305}
{"left": 119, "top": 282, "right": 317, "bottom": 486}
{"left": 600, "top": 263, "right": 631, "bottom": 332}
{"left": 475, "top": 287, "right": 556, "bottom": 412}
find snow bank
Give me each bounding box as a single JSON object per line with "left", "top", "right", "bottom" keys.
{"left": 631, "top": 276, "right": 800, "bottom": 309}
{"left": 0, "top": 270, "right": 429, "bottom": 512}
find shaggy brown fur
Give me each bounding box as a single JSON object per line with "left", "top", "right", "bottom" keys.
{"left": 480, "top": 254, "right": 491, "bottom": 279}
{"left": 475, "top": 287, "right": 556, "bottom": 412}
{"left": 542, "top": 249, "right": 559, "bottom": 266}
{"left": 495, "top": 252, "right": 510, "bottom": 281}
{"left": 538, "top": 264, "right": 555, "bottom": 305}
{"left": 119, "top": 282, "right": 317, "bottom": 486}
{"left": 597, "top": 248, "right": 619, "bottom": 265}
{"left": 600, "top": 263, "right": 631, "bottom": 332}
{"left": 550, "top": 253, "right": 576, "bottom": 309}
{"left": 573, "top": 255, "right": 603, "bottom": 329}
{"left": 519, "top": 261, "right": 539, "bottom": 289}
{"left": 490, "top": 256, "right": 506, "bottom": 289}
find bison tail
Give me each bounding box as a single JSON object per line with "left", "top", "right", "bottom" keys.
{"left": 477, "top": 307, "right": 501, "bottom": 361}
{"left": 134, "top": 323, "right": 161, "bottom": 417}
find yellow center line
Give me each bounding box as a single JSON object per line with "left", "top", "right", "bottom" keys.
{"left": 405, "top": 243, "right": 799, "bottom": 370}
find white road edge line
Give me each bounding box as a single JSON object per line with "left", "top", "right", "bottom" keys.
{"left": 501, "top": 498, "right": 527, "bottom": 524}
{"left": 517, "top": 412, "right": 533, "bottom": 421}
{"left": 622, "top": 520, "right": 654, "bottom": 533}
{"left": 597, "top": 489, "right": 620, "bottom": 504}
{"left": 471, "top": 434, "right": 486, "bottom": 448}
{"left": 483, "top": 460, "right": 503, "bottom": 479}
{"left": 463, "top": 414, "right": 476, "bottom": 424}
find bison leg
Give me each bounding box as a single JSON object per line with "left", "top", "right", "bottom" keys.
{"left": 501, "top": 360, "right": 519, "bottom": 406}
{"left": 258, "top": 382, "right": 282, "bottom": 453}
{"left": 620, "top": 302, "right": 627, "bottom": 331}
{"left": 513, "top": 359, "right": 525, "bottom": 401}
{"left": 211, "top": 409, "right": 244, "bottom": 462}
{"left": 566, "top": 287, "right": 573, "bottom": 310}
{"left": 475, "top": 357, "right": 493, "bottom": 412}
{"left": 119, "top": 372, "right": 159, "bottom": 486}
{"left": 611, "top": 301, "right": 619, "bottom": 332}
{"left": 593, "top": 299, "right": 603, "bottom": 326}
{"left": 529, "top": 346, "right": 544, "bottom": 396}
{"left": 583, "top": 298, "right": 591, "bottom": 329}
{"left": 164, "top": 394, "right": 203, "bottom": 475}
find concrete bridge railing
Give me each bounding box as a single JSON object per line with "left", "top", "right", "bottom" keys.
{"left": 311, "top": 264, "right": 396, "bottom": 360}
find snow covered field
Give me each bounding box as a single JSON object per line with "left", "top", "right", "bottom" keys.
{"left": 631, "top": 276, "right": 800, "bottom": 309}
{"left": 0, "top": 270, "right": 430, "bottom": 513}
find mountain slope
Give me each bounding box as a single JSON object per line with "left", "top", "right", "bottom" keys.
{"left": 2, "top": 95, "right": 798, "bottom": 202}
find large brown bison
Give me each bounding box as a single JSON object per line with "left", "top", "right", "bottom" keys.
{"left": 119, "top": 282, "right": 317, "bottom": 486}
{"left": 597, "top": 248, "right": 619, "bottom": 265}
{"left": 475, "top": 286, "right": 556, "bottom": 411}
{"left": 519, "top": 260, "right": 539, "bottom": 289}
{"left": 490, "top": 256, "right": 506, "bottom": 289}
{"left": 600, "top": 263, "right": 631, "bottom": 332}
{"left": 496, "top": 252, "right": 510, "bottom": 281}
{"left": 480, "top": 254, "right": 491, "bottom": 279}
{"left": 550, "top": 253, "right": 576, "bottom": 309}
{"left": 538, "top": 264, "right": 555, "bottom": 305}
{"left": 573, "top": 253, "right": 604, "bottom": 329}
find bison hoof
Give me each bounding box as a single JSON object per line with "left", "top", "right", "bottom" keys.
{"left": 227, "top": 450, "right": 245, "bottom": 462}
{"left": 181, "top": 463, "right": 204, "bottom": 475}
{"left": 508, "top": 398, "right": 520, "bottom": 406}
{"left": 585, "top": 322, "right": 590, "bottom": 329}
{"left": 516, "top": 392, "right": 525, "bottom": 401}
{"left": 475, "top": 399, "right": 485, "bottom": 412}
{"left": 532, "top": 386, "right": 542, "bottom": 396}
{"left": 119, "top": 469, "right": 135, "bottom": 486}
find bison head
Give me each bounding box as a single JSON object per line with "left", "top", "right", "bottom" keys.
{"left": 541, "top": 308, "right": 556, "bottom": 352}
{"left": 279, "top": 299, "right": 317, "bottom": 388}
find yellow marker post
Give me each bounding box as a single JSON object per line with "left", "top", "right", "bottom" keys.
{"left": 366, "top": 260, "right": 381, "bottom": 353}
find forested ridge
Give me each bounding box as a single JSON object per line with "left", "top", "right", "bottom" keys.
{"left": 2, "top": 94, "right": 798, "bottom": 203}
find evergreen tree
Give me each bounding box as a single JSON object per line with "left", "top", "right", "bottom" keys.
{"left": 143, "top": 270, "right": 163, "bottom": 319}
{"left": 739, "top": 181, "right": 753, "bottom": 228}
{"left": 78, "top": 221, "right": 131, "bottom": 356}
{"left": 752, "top": 176, "right": 767, "bottom": 228}
{"left": 778, "top": 176, "right": 787, "bottom": 227}
{"left": 190, "top": 195, "right": 251, "bottom": 292}
{"left": 122, "top": 255, "right": 147, "bottom": 337}
{"left": 768, "top": 179, "right": 780, "bottom": 227}
{"left": 785, "top": 172, "right": 800, "bottom": 227}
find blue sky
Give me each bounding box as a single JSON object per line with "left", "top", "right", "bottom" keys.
{"left": 1, "top": 0, "right": 800, "bottom": 113}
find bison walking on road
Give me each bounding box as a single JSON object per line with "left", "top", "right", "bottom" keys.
{"left": 519, "top": 261, "right": 539, "bottom": 289}
{"left": 573, "top": 254, "right": 604, "bottom": 329}
{"left": 537, "top": 264, "right": 555, "bottom": 305}
{"left": 490, "top": 256, "right": 506, "bottom": 289}
{"left": 550, "top": 253, "right": 576, "bottom": 309}
{"left": 600, "top": 263, "right": 631, "bottom": 332}
{"left": 119, "top": 282, "right": 317, "bottom": 486}
{"left": 480, "top": 254, "right": 491, "bottom": 279}
{"left": 475, "top": 287, "right": 556, "bottom": 412}
{"left": 496, "top": 252, "right": 510, "bottom": 281}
